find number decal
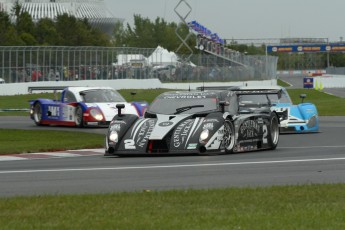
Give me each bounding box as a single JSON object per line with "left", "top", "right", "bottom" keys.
{"left": 48, "top": 106, "right": 60, "bottom": 117}
{"left": 124, "top": 139, "right": 136, "bottom": 149}
{"left": 262, "top": 124, "right": 268, "bottom": 144}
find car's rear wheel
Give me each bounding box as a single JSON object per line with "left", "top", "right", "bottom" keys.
{"left": 224, "top": 119, "right": 235, "bottom": 154}
{"left": 33, "top": 102, "right": 43, "bottom": 126}
{"left": 75, "top": 105, "right": 84, "bottom": 127}
{"left": 269, "top": 114, "right": 279, "bottom": 149}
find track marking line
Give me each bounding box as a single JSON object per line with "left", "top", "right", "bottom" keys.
{"left": 279, "top": 145, "right": 345, "bottom": 149}
{"left": 1, "top": 156, "right": 345, "bottom": 174}
{"left": 0, "top": 149, "right": 104, "bottom": 162}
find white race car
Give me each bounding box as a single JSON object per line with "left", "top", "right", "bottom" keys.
{"left": 30, "top": 86, "right": 148, "bottom": 127}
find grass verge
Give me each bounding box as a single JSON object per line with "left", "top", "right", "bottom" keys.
{"left": 1, "top": 184, "right": 345, "bottom": 229}
{"left": 287, "top": 89, "right": 345, "bottom": 116}
{"left": 0, "top": 129, "right": 103, "bottom": 155}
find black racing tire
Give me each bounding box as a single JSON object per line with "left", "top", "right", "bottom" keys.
{"left": 33, "top": 102, "right": 43, "bottom": 126}
{"left": 75, "top": 105, "right": 84, "bottom": 127}
{"left": 224, "top": 119, "right": 235, "bottom": 154}
{"left": 269, "top": 113, "right": 280, "bottom": 150}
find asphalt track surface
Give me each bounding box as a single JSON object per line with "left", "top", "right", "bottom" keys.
{"left": 0, "top": 116, "right": 345, "bottom": 197}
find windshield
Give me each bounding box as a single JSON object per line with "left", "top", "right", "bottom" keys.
{"left": 81, "top": 89, "right": 126, "bottom": 103}
{"left": 238, "top": 90, "right": 292, "bottom": 107}
{"left": 239, "top": 95, "right": 271, "bottom": 107}
{"left": 148, "top": 97, "right": 218, "bottom": 115}
{"left": 267, "top": 90, "right": 292, "bottom": 104}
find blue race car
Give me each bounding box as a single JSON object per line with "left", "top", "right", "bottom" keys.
{"left": 240, "top": 86, "right": 319, "bottom": 133}
{"left": 29, "top": 86, "right": 148, "bottom": 127}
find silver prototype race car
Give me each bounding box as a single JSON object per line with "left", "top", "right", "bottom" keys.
{"left": 105, "top": 89, "right": 280, "bottom": 156}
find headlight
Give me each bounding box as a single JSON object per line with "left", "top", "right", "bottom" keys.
{"left": 109, "top": 131, "right": 118, "bottom": 142}
{"left": 90, "top": 109, "right": 103, "bottom": 121}
{"left": 307, "top": 115, "right": 317, "bottom": 128}
{"left": 199, "top": 129, "right": 210, "bottom": 143}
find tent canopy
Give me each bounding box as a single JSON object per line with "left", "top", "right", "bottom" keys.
{"left": 148, "top": 46, "right": 178, "bottom": 66}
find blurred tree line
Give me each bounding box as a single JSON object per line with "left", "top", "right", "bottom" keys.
{"left": 0, "top": 3, "right": 110, "bottom": 46}
{"left": 1, "top": 2, "right": 345, "bottom": 69}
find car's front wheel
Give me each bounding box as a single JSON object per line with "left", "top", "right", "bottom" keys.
{"left": 224, "top": 119, "right": 235, "bottom": 154}
{"left": 269, "top": 113, "right": 279, "bottom": 149}
{"left": 75, "top": 105, "right": 84, "bottom": 127}
{"left": 33, "top": 102, "right": 43, "bottom": 126}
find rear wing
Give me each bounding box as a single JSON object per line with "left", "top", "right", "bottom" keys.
{"left": 196, "top": 86, "right": 240, "bottom": 91}
{"left": 232, "top": 89, "right": 282, "bottom": 96}
{"left": 28, "top": 86, "right": 69, "bottom": 93}
{"left": 28, "top": 86, "right": 70, "bottom": 101}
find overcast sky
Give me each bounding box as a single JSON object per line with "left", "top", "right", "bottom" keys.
{"left": 104, "top": 0, "right": 345, "bottom": 42}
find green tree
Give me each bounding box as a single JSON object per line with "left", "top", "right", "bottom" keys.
{"left": 16, "top": 11, "right": 35, "bottom": 35}
{"left": 80, "top": 18, "right": 110, "bottom": 46}
{"left": 55, "top": 14, "right": 109, "bottom": 46}
{"left": 16, "top": 11, "right": 37, "bottom": 45}
{"left": 0, "top": 11, "right": 22, "bottom": 45}
{"left": 55, "top": 13, "right": 79, "bottom": 45}
{"left": 114, "top": 15, "right": 195, "bottom": 53}
{"left": 112, "top": 20, "right": 127, "bottom": 47}
{"left": 35, "top": 18, "right": 58, "bottom": 45}
{"left": 19, "top": 32, "right": 37, "bottom": 46}
{"left": 328, "top": 53, "right": 345, "bottom": 67}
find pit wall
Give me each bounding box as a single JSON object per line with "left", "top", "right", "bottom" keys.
{"left": 0, "top": 79, "right": 276, "bottom": 96}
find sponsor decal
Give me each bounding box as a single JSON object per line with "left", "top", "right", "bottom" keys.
{"left": 207, "top": 135, "right": 223, "bottom": 149}
{"left": 136, "top": 119, "right": 155, "bottom": 148}
{"left": 173, "top": 120, "right": 194, "bottom": 148}
{"left": 239, "top": 120, "right": 260, "bottom": 139}
{"left": 187, "top": 143, "right": 198, "bottom": 150}
{"left": 158, "top": 121, "right": 174, "bottom": 127}
{"left": 164, "top": 95, "right": 207, "bottom": 99}
{"left": 112, "top": 120, "right": 127, "bottom": 125}
{"left": 48, "top": 106, "right": 60, "bottom": 117}
{"left": 238, "top": 119, "right": 268, "bottom": 146}
{"left": 110, "top": 124, "right": 121, "bottom": 131}
{"left": 203, "top": 118, "right": 219, "bottom": 123}
{"left": 62, "top": 106, "right": 74, "bottom": 121}
{"left": 203, "top": 123, "right": 214, "bottom": 130}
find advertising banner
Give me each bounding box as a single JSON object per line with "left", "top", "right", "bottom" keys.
{"left": 303, "top": 77, "right": 314, "bottom": 89}
{"left": 267, "top": 44, "right": 345, "bottom": 53}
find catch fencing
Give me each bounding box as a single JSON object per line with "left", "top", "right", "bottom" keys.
{"left": 0, "top": 46, "right": 278, "bottom": 84}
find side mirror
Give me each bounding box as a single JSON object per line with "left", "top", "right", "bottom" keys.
{"left": 300, "top": 94, "right": 307, "bottom": 103}
{"left": 130, "top": 92, "right": 137, "bottom": 101}
{"left": 116, "top": 104, "right": 125, "bottom": 116}
{"left": 219, "top": 101, "right": 229, "bottom": 113}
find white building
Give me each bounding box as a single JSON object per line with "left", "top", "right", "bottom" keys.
{"left": 0, "top": 0, "right": 122, "bottom": 34}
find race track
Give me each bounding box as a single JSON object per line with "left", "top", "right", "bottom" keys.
{"left": 0, "top": 116, "right": 345, "bottom": 197}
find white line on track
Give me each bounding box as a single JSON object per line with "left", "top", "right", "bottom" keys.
{"left": 1, "top": 157, "right": 345, "bottom": 174}
{"left": 279, "top": 145, "right": 345, "bottom": 149}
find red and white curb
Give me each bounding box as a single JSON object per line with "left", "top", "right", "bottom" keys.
{"left": 0, "top": 149, "right": 104, "bottom": 162}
